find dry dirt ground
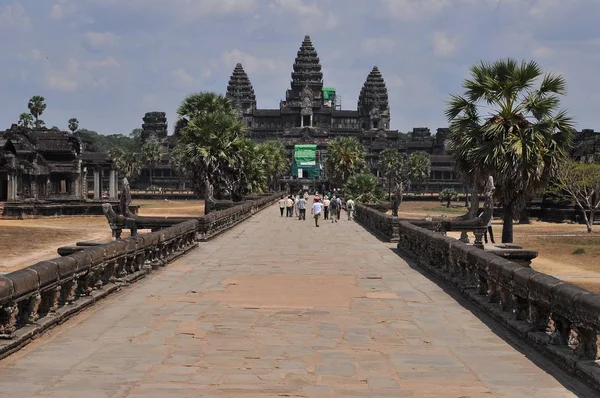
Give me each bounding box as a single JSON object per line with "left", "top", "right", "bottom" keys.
{"left": 0, "top": 199, "right": 205, "bottom": 274}
{"left": 399, "top": 200, "right": 600, "bottom": 292}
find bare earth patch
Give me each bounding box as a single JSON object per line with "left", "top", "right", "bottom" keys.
{"left": 0, "top": 199, "right": 205, "bottom": 274}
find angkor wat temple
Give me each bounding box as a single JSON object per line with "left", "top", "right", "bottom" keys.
{"left": 223, "top": 35, "right": 461, "bottom": 192}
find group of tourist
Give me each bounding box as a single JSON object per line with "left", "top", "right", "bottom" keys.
{"left": 278, "top": 192, "right": 355, "bottom": 227}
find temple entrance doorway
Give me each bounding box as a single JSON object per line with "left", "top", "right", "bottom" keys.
{"left": 0, "top": 172, "right": 7, "bottom": 201}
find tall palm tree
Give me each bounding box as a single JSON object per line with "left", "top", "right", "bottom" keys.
{"left": 378, "top": 148, "right": 405, "bottom": 200}
{"left": 446, "top": 58, "right": 574, "bottom": 243}
{"left": 239, "top": 138, "right": 267, "bottom": 195}
{"left": 258, "top": 140, "right": 288, "bottom": 191}
{"left": 27, "top": 96, "right": 46, "bottom": 125}
{"left": 174, "top": 92, "right": 235, "bottom": 138}
{"left": 110, "top": 148, "right": 142, "bottom": 179}
{"left": 17, "top": 113, "right": 33, "bottom": 128}
{"left": 324, "top": 137, "right": 367, "bottom": 187}
{"left": 406, "top": 151, "right": 431, "bottom": 192}
{"left": 68, "top": 118, "right": 79, "bottom": 133}
{"left": 172, "top": 93, "right": 245, "bottom": 211}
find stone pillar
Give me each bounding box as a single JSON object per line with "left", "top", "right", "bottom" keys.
{"left": 94, "top": 169, "right": 101, "bottom": 200}
{"left": 310, "top": 114, "right": 313, "bottom": 127}
{"left": 109, "top": 169, "right": 116, "bottom": 200}
{"left": 73, "top": 175, "right": 80, "bottom": 200}
{"left": 31, "top": 179, "right": 38, "bottom": 200}
{"left": 81, "top": 167, "right": 88, "bottom": 200}
{"left": 7, "top": 173, "right": 14, "bottom": 202}
{"left": 300, "top": 116, "right": 304, "bottom": 127}
{"left": 13, "top": 173, "right": 18, "bottom": 201}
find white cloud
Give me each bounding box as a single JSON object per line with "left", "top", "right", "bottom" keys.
{"left": 216, "top": 49, "right": 283, "bottom": 75}
{"left": 86, "top": 56, "right": 120, "bottom": 68}
{"left": 532, "top": 46, "right": 555, "bottom": 58}
{"left": 380, "top": 0, "right": 450, "bottom": 21}
{"left": 361, "top": 37, "right": 396, "bottom": 55}
{"left": 270, "top": 0, "right": 321, "bottom": 17}
{"left": 172, "top": 68, "right": 197, "bottom": 85}
{"left": 432, "top": 31, "right": 457, "bottom": 56}
{"left": 84, "top": 31, "right": 119, "bottom": 48}
{"left": 388, "top": 75, "right": 404, "bottom": 89}
{"left": 0, "top": 2, "right": 31, "bottom": 28}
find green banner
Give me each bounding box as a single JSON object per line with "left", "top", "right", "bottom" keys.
{"left": 294, "top": 144, "right": 317, "bottom": 165}
{"left": 322, "top": 87, "right": 336, "bottom": 100}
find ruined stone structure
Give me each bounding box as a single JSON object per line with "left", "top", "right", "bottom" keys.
{"left": 572, "top": 129, "right": 600, "bottom": 163}
{"left": 141, "top": 111, "right": 168, "bottom": 142}
{"left": 0, "top": 125, "right": 85, "bottom": 202}
{"left": 224, "top": 35, "right": 462, "bottom": 192}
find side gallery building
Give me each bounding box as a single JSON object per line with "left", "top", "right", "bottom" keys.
{"left": 224, "top": 35, "right": 461, "bottom": 192}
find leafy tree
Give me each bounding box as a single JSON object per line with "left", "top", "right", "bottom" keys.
{"left": 68, "top": 118, "right": 79, "bottom": 133}
{"left": 75, "top": 128, "right": 137, "bottom": 153}
{"left": 130, "top": 128, "right": 143, "bottom": 147}
{"left": 141, "top": 135, "right": 165, "bottom": 188}
{"left": 439, "top": 188, "right": 459, "bottom": 208}
{"left": 238, "top": 138, "right": 267, "bottom": 195}
{"left": 27, "top": 95, "right": 46, "bottom": 126}
{"left": 344, "top": 173, "right": 384, "bottom": 204}
{"left": 324, "top": 137, "right": 366, "bottom": 187}
{"left": 446, "top": 58, "right": 574, "bottom": 243}
{"left": 553, "top": 161, "right": 600, "bottom": 233}
{"left": 258, "top": 140, "right": 288, "bottom": 191}
{"left": 17, "top": 113, "right": 33, "bottom": 128}
{"left": 378, "top": 148, "right": 404, "bottom": 200}
{"left": 405, "top": 151, "right": 431, "bottom": 192}
{"left": 172, "top": 92, "right": 245, "bottom": 209}
{"left": 110, "top": 147, "right": 143, "bottom": 179}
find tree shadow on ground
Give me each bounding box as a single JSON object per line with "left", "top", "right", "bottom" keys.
{"left": 388, "top": 246, "right": 599, "bottom": 398}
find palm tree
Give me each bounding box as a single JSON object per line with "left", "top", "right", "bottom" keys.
{"left": 28, "top": 96, "right": 46, "bottom": 126}
{"left": 239, "top": 138, "right": 267, "bottom": 195}
{"left": 68, "top": 118, "right": 79, "bottom": 133}
{"left": 446, "top": 58, "right": 574, "bottom": 243}
{"left": 344, "top": 173, "right": 384, "bottom": 204}
{"left": 17, "top": 113, "right": 33, "bottom": 128}
{"left": 141, "top": 135, "right": 165, "bottom": 188}
{"left": 259, "top": 141, "right": 288, "bottom": 191}
{"left": 378, "top": 148, "right": 405, "bottom": 200}
{"left": 324, "top": 137, "right": 367, "bottom": 187}
{"left": 172, "top": 92, "right": 245, "bottom": 211}
{"left": 439, "top": 188, "right": 459, "bottom": 208}
{"left": 405, "top": 151, "right": 431, "bottom": 192}
{"left": 110, "top": 148, "right": 142, "bottom": 179}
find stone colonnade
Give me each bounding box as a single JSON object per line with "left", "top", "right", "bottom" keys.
{"left": 93, "top": 167, "right": 118, "bottom": 200}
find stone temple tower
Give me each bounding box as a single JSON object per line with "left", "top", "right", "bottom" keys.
{"left": 357, "top": 66, "right": 390, "bottom": 130}
{"left": 226, "top": 63, "right": 256, "bottom": 115}
{"left": 287, "top": 35, "right": 323, "bottom": 101}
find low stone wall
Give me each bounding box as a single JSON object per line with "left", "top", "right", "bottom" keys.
{"left": 0, "top": 192, "right": 281, "bottom": 359}
{"left": 2, "top": 202, "right": 139, "bottom": 219}
{"left": 354, "top": 203, "right": 600, "bottom": 388}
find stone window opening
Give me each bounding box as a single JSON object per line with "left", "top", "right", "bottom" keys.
{"left": 302, "top": 115, "right": 311, "bottom": 127}
{"left": 372, "top": 120, "right": 379, "bottom": 129}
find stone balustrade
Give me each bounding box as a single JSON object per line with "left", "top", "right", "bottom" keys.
{"left": 0, "top": 192, "right": 281, "bottom": 358}
{"left": 354, "top": 203, "right": 600, "bottom": 387}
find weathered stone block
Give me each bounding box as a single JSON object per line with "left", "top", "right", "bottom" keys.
{"left": 528, "top": 273, "right": 563, "bottom": 304}
{"left": 0, "top": 277, "right": 14, "bottom": 303}
{"left": 29, "top": 261, "right": 59, "bottom": 287}
{"left": 66, "top": 251, "right": 92, "bottom": 273}
{"left": 8, "top": 269, "right": 39, "bottom": 296}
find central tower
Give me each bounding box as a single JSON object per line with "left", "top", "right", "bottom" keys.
{"left": 287, "top": 35, "right": 323, "bottom": 101}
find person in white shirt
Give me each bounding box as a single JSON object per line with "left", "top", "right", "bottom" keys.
{"left": 311, "top": 197, "right": 323, "bottom": 227}
{"left": 323, "top": 197, "right": 331, "bottom": 220}
{"left": 278, "top": 196, "right": 286, "bottom": 217}
{"left": 346, "top": 198, "right": 355, "bottom": 220}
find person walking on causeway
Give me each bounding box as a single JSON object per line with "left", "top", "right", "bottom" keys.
{"left": 311, "top": 197, "right": 323, "bottom": 227}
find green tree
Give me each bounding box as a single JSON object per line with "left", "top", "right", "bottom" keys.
{"left": 324, "top": 137, "right": 366, "bottom": 187}
{"left": 110, "top": 147, "right": 143, "bottom": 179}
{"left": 171, "top": 92, "right": 245, "bottom": 209}
{"left": 405, "top": 151, "right": 431, "bottom": 192}
{"left": 378, "top": 148, "right": 405, "bottom": 200}
{"left": 439, "top": 188, "right": 459, "bottom": 208}
{"left": 553, "top": 161, "right": 600, "bottom": 233}
{"left": 259, "top": 140, "right": 288, "bottom": 191}
{"left": 238, "top": 138, "right": 267, "bottom": 195}
{"left": 344, "top": 173, "right": 384, "bottom": 204}
{"left": 68, "top": 118, "right": 79, "bottom": 133}
{"left": 17, "top": 112, "right": 33, "bottom": 128}
{"left": 27, "top": 95, "right": 46, "bottom": 126}
{"left": 130, "top": 128, "right": 143, "bottom": 147}
{"left": 446, "top": 58, "right": 574, "bottom": 243}
{"left": 141, "top": 135, "right": 166, "bottom": 188}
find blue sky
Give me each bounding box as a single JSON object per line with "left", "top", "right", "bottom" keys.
{"left": 1, "top": 0, "right": 599, "bottom": 135}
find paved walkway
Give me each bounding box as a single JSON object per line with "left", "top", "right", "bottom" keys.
{"left": 0, "top": 205, "right": 596, "bottom": 397}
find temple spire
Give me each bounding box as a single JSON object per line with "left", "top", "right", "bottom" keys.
{"left": 290, "top": 35, "right": 323, "bottom": 94}
{"left": 358, "top": 66, "right": 389, "bottom": 115}
{"left": 226, "top": 63, "right": 256, "bottom": 112}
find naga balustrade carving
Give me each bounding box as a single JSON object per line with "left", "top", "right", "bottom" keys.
{"left": 0, "top": 192, "right": 281, "bottom": 351}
